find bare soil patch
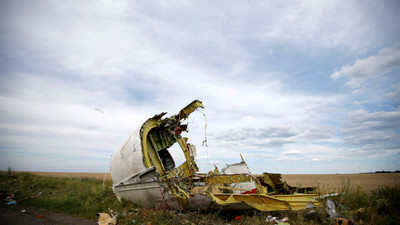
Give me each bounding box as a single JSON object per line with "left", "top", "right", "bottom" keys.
{"left": 0, "top": 205, "right": 96, "bottom": 225}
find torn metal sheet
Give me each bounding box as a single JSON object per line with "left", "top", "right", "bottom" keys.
{"left": 97, "top": 213, "right": 117, "bottom": 225}
{"left": 110, "top": 100, "right": 320, "bottom": 211}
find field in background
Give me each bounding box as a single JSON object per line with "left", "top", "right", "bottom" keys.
{"left": 19, "top": 171, "right": 112, "bottom": 181}
{"left": 19, "top": 172, "right": 400, "bottom": 193}
{"left": 282, "top": 173, "right": 400, "bottom": 193}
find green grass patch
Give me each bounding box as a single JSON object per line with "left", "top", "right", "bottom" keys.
{"left": 0, "top": 171, "right": 136, "bottom": 219}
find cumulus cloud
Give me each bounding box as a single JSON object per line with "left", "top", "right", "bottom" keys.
{"left": 281, "top": 150, "right": 302, "bottom": 155}
{"left": 331, "top": 45, "right": 400, "bottom": 89}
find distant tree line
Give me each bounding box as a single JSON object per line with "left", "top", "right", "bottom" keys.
{"left": 374, "top": 170, "right": 400, "bottom": 173}
{"left": 360, "top": 170, "right": 400, "bottom": 174}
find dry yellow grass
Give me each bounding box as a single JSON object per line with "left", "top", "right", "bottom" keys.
{"left": 15, "top": 171, "right": 112, "bottom": 181}
{"left": 16, "top": 171, "right": 400, "bottom": 193}
{"left": 282, "top": 173, "right": 400, "bottom": 193}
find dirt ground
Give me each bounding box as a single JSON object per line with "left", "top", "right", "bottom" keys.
{"left": 0, "top": 204, "right": 96, "bottom": 225}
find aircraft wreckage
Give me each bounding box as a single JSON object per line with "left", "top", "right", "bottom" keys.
{"left": 110, "top": 100, "right": 320, "bottom": 211}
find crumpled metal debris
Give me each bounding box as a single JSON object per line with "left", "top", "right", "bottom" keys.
{"left": 110, "top": 100, "right": 321, "bottom": 212}
{"left": 97, "top": 212, "right": 117, "bottom": 225}
{"left": 326, "top": 199, "right": 342, "bottom": 218}
{"left": 18, "top": 191, "right": 42, "bottom": 201}
{"left": 4, "top": 193, "right": 17, "bottom": 205}
{"left": 306, "top": 200, "right": 317, "bottom": 214}
{"left": 306, "top": 201, "right": 316, "bottom": 209}
{"left": 5, "top": 200, "right": 17, "bottom": 205}
{"left": 325, "top": 199, "right": 356, "bottom": 225}
{"left": 318, "top": 193, "right": 339, "bottom": 198}
{"left": 266, "top": 215, "right": 290, "bottom": 224}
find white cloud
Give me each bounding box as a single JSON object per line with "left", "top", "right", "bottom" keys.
{"left": 331, "top": 45, "right": 400, "bottom": 88}
{"left": 3, "top": 0, "right": 398, "bottom": 80}
{"left": 281, "top": 150, "right": 302, "bottom": 155}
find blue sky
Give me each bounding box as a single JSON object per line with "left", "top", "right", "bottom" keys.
{"left": 0, "top": 0, "right": 399, "bottom": 174}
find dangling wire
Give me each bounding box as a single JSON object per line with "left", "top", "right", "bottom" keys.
{"left": 195, "top": 109, "right": 209, "bottom": 172}
{"left": 194, "top": 109, "right": 208, "bottom": 146}
{"left": 186, "top": 118, "right": 193, "bottom": 144}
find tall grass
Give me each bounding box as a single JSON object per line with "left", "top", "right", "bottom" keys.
{"left": 370, "top": 185, "right": 400, "bottom": 225}
{"left": 329, "top": 177, "right": 400, "bottom": 225}
{"left": 0, "top": 172, "right": 136, "bottom": 219}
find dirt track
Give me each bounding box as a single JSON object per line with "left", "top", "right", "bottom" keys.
{"left": 0, "top": 205, "right": 96, "bottom": 225}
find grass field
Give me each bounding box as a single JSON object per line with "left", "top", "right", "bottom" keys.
{"left": 1, "top": 171, "right": 400, "bottom": 224}
{"left": 16, "top": 171, "right": 112, "bottom": 181}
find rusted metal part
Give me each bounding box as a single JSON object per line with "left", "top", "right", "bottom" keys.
{"left": 110, "top": 100, "right": 320, "bottom": 211}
